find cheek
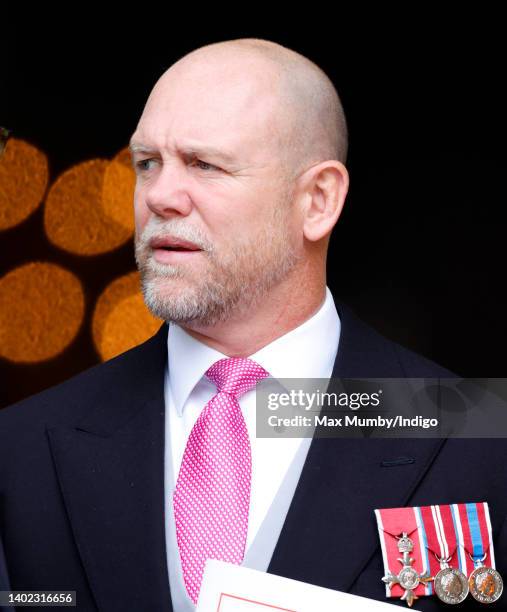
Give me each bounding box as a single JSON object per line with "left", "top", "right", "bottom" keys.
{"left": 133, "top": 195, "right": 149, "bottom": 234}
{"left": 211, "top": 215, "right": 257, "bottom": 246}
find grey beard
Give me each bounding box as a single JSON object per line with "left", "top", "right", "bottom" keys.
{"left": 135, "top": 232, "right": 301, "bottom": 328}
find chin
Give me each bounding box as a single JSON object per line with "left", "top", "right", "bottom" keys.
{"left": 144, "top": 278, "right": 195, "bottom": 302}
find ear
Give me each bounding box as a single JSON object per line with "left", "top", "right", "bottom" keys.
{"left": 297, "top": 161, "right": 349, "bottom": 242}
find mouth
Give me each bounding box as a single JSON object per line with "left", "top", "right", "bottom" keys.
{"left": 149, "top": 236, "right": 202, "bottom": 251}
{"left": 148, "top": 235, "right": 204, "bottom": 263}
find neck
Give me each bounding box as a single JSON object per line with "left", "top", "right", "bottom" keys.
{"left": 180, "top": 274, "right": 326, "bottom": 357}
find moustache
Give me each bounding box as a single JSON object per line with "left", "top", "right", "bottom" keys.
{"left": 136, "top": 220, "right": 213, "bottom": 252}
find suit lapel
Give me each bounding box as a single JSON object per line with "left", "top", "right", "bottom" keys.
{"left": 47, "top": 323, "right": 173, "bottom": 612}
{"left": 267, "top": 303, "right": 446, "bottom": 591}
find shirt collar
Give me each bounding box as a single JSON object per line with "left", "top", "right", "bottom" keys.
{"left": 167, "top": 323, "right": 225, "bottom": 417}
{"left": 167, "top": 286, "right": 340, "bottom": 416}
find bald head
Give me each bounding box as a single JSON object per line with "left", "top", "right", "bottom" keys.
{"left": 151, "top": 38, "right": 348, "bottom": 182}
{"left": 132, "top": 38, "right": 349, "bottom": 342}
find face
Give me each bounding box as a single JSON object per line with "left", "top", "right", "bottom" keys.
{"left": 131, "top": 57, "right": 303, "bottom": 326}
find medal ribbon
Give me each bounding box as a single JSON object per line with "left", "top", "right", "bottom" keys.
{"left": 375, "top": 506, "right": 432, "bottom": 598}
{"left": 419, "top": 504, "right": 462, "bottom": 577}
{"left": 418, "top": 505, "right": 442, "bottom": 587}
{"left": 451, "top": 502, "right": 496, "bottom": 574}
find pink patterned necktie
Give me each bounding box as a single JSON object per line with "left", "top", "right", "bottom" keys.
{"left": 173, "top": 357, "right": 270, "bottom": 604}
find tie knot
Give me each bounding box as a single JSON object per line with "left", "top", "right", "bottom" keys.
{"left": 205, "top": 357, "right": 269, "bottom": 398}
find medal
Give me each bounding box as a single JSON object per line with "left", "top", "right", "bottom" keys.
{"left": 468, "top": 552, "right": 503, "bottom": 604}
{"left": 375, "top": 507, "right": 434, "bottom": 607}
{"left": 452, "top": 502, "right": 504, "bottom": 604}
{"left": 419, "top": 504, "right": 469, "bottom": 604}
{"left": 433, "top": 554, "right": 469, "bottom": 605}
{"left": 375, "top": 502, "right": 503, "bottom": 607}
{"left": 381, "top": 532, "right": 433, "bottom": 607}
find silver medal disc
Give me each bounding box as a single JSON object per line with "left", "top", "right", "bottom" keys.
{"left": 469, "top": 566, "right": 503, "bottom": 604}
{"left": 398, "top": 566, "right": 420, "bottom": 591}
{"left": 434, "top": 567, "right": 469, "bottom": 605}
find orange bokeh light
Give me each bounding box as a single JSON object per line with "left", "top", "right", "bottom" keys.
{"left": 102, "top": 147, "right": 136, "bottom": 232}
{"left": 0, "top": 138, "right": 49, "bottom": 230}
{"left": 0, "top": 262, "right": 85, "bottom": 363}
{"left": 44, "top": 157, "right": 134, "bottom": 255}
{"left": 92, "top": 271, "right": 163, "bottom": 361}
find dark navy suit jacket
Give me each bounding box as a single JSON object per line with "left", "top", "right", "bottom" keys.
{"left": 0, "top": 303, "right": 506, "bottom": 610}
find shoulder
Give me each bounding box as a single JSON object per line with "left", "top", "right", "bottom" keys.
{"left": 0, "top": 323, "right": 168, "bottom": 490}
{"left": 334, "top": 301, "right": 456, "bottom": 378}
{"left": 392, "top": 338, "right": 454, "bottom": 377}
{"left": 0, "top": 323, "right": 169, "bottom": 433}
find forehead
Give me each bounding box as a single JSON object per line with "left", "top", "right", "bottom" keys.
{"left": 133, "top": 61, "right": 282, "bottom": 159}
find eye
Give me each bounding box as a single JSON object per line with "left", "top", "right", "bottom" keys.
{"left": 193, "top": 159, "right": 220, "bottom": 171}
{"left": 135, "top": 159, "right": 156, "bottom": 172}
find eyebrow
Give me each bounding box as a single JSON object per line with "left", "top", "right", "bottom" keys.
{"left": 128, "top": 141, "right": 237, "bottom": 164}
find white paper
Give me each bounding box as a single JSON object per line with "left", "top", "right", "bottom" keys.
{"left": 196, "top": 560, "right": 400, "bottom": 611}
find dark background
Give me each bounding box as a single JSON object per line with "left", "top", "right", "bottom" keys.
{"left": 1, "top": 10, "right": 505, "bottom": 409}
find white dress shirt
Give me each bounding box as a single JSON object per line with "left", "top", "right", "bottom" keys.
{"left": 164, "top": 286, "right": 341, "bottom": 611}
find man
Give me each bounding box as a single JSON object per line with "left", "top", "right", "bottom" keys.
{"left": 0, "top": 38, "right": 506, "bottom": 611}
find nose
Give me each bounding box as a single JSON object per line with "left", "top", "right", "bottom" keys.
{"left": 142, "top": 161, "right": 193, "bottom": 218}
